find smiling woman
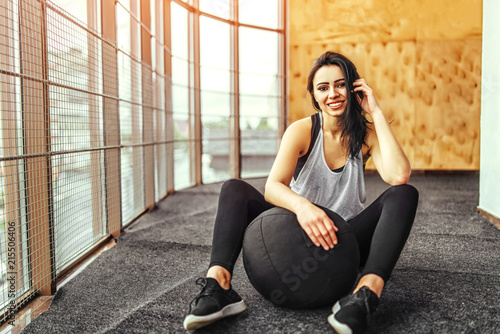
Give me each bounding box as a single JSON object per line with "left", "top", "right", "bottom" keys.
{"left": 183, "top": 51, "right": 418, "bottom": 334}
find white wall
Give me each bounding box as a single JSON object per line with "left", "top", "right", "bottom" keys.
{"left": 479, "top": 0, "right": 500, "bottom": 219}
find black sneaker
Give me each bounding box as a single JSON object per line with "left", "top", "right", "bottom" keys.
{"left": 328, "top": 286, "right": 379, "bottom": 334}
{"left": 183, "top": 277, "right": 247, "bottom": 330}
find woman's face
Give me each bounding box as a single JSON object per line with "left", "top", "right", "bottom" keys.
{"left": 312, "top": 65, "right": 347, "bottom": 117}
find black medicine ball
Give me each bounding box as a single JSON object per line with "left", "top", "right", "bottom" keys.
{"left": 242, "top": 207, "right": 359, "bottom": 308}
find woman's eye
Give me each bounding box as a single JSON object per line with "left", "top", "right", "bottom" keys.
{"left": 318, "top": 86, "right": 328, "bottom": 91}
{"left": 337, "top": 82, "right": 345, "bottom": 88}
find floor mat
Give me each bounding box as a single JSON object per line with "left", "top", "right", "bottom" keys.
{"left": 21, "top": 175, "right": 500, "bottom": 333}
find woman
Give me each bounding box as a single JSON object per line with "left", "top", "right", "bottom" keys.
{"left": 183, "top": 51, "right": 419, "bottom": 333}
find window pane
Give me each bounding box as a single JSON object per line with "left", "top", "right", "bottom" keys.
{"left": 240, "top": 95, "right": 279, "bottom": 118}
{"left": 200, "top": 16, "right": 230, "bottom": 68}
{"left": 155, "top": 143, "right": 167, "bottom": 200}
{"left": 121, "top": 146, "right": 144, "bottom": 222}
{"left": 239, "top": 110, "right": 280, "bottom": 178}
{"left": 202, "top": 141, "right": 230, "bottom": 183}
{"left": 239, "top": 27, "right": 278, "bottom": 75}
{"left": 117, "top": 0, "right": 130, "bottom": 10}
{"left": 173, "top": 112, "right": 190, "bottom": 190}
{"left": 200, "top": 16, "right": 230, "bottom": 183}
{"left": 116, "top": 4, "right": 132, "bottom": 54}
{"left": 203, "top": 115, "right": 230, "bottom": 138}
{"left": 239, "top": 26, "right": 280, "bottom": 177}
{"left": 119, "top": 98, "right": 144, "bottom": 223}
{"left": 171, "top": 3, "right": 191, "bottom": 189}
{"left": 53, "top": 151, "right": 106, "bottom": 271}
{"left": 174, "top": 140, "right": 191, "bottom": 189}
{"left": 172, "top": 58, "right": 189, "bottom": 86}
{"left": 240, "top": 73, "right": 279, "bottom": 96}
{"left": 201, "top": 92, "right": 230, "bottom": 183}
{"left": 201, "top": 91, "right": 230, "bottom": 117}
{"left": 240, "top": 117, "right": 278, "bottom": 178}
{"left": 200, "top": 0, "right": 230, "bottom": 19}
{"left": 202, "top": 115, "right": 231, "bottom": 183}
{"left": 171, "top": 3, "right": 188, "bottom": 59}
{"left": 201, "top": 68, "right": 230, "bottom": 92}
{"left": 50, "top": 0, "right": 87, "bottom": 24}
{"left": 239, "top": 0, "right": 279, "bottom": 29}
{"left": 172, "top": 85, "right": 189, "bottom": 114}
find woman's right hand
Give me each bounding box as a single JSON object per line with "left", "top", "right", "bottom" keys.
{"left": 296, "top": 202, "right": 338, "bottom": 251}
{"left": 264, "top": 118, "right": 338, "bottom": 251}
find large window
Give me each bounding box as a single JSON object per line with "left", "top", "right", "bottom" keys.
{"left": 239, "top": 26, "right": 280, "bottom": 178}
{"left": 196, "top": 0, "right": 285, "bottom": 182}
{"left": 168, "top": 0, "right": 285, "bottom": 184}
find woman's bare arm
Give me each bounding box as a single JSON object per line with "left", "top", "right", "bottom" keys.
{"left": 265, "top": 118, "right": 338, "bottom": 250}
{"left": 353, "top": 78, "right": 411, "bottom": 185}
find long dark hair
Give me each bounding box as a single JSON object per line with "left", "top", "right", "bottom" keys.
{"left": 306, "top": 51, "right": 369, "bottom": 158}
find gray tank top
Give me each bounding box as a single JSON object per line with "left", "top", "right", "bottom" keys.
{"left": 290, "top": 113, "right": 366, "bottom": 220}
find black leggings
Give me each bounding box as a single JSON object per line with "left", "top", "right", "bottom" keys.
{"left": 209, "top": 179, "right": 419, "bottom": 283}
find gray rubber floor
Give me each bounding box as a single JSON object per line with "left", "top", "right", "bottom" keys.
{"left": 21, "top": 174, "right": 500, "bottom": 333}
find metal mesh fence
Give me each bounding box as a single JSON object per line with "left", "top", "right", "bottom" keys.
{"left": 0, "top": 0, "right": 172, "bottom": 324}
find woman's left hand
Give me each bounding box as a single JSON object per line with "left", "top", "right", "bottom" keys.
{"left": 352, "top": 78, "right": 381, "bottom": 115}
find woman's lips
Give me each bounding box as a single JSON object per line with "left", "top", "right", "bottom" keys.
{"left": 327, "top": 101, "right": 344, "bottom": 110}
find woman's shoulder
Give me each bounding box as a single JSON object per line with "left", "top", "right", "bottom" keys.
{"left": 285, "top": 114, "right": 314, "bottom": 135}
{"left": 283, "top": 114, "right": 315, "bottom": 156}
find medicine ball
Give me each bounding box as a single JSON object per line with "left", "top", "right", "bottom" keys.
{"left": 242, "top": 207, "right": 359, "bottom": 309}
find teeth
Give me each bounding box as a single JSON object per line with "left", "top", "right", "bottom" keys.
{"left": 328, "top": 102, "right": 342, "bottom": 107}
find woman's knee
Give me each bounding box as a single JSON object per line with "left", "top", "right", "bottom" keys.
{"left": 220, "top": 179, "right": 261, "bottom": 204}
{"left": 221, "top": 179, "right": 249, "bottom": 195}
{"left": 385, "top": 184, "right": 419, "bottom": 205}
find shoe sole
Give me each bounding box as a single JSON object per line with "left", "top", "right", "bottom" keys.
{"left": 328, "top": 301, "right": 353, "bottom": 334}
{"left": 183, "top": 300, "right": 247, "bottom": 330}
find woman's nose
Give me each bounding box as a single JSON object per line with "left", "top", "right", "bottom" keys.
{"left": 329, "top": 86, "right": 339, "bottom": 98}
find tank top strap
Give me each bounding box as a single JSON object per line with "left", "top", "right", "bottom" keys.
{"left": 293, "top": 113, "right": 321, "bottom": 180}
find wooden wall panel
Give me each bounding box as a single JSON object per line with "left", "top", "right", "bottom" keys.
{"left": 414, "top": 40, "right": 482, "bottom": 169}
{"left": 417, "top": 0, "right": 482, "bottom": 40}
{"left": 289, "top": 0, "right": 419, "bottom": 44}
{"left": 362, "top": 42, "right": 417, "bottom": 169}
{"left": 289, "top": 0, "right": 482, "bottom": 170}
